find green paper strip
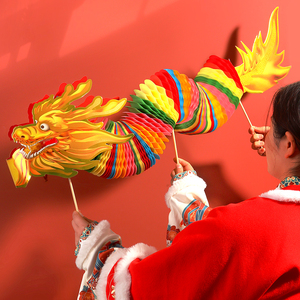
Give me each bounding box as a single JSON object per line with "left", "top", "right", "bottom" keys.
{"left": 129, "top": 95, "right": 176, "bottom": 127}
{"left": 194, "top": 76, "right": 240, "bottom": 108}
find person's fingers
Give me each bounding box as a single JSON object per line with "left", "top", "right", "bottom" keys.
{"left": 72, "top": 212, "right": 80, "bottom": 230}
{"left": 258, "top": 147, "right": 266, "bottom": 156}
{"left": 170, "top": 164, "right": 183, "bottom": 179}
{"left": 177, "top": 158, "right": 194, "bottom": 171}
{"left": 72, "top": 210, "right": 79, "bottom": 218}
{"left": 72, "top": 211, "right": 91, "bottom": 246}
{"left": 72, "top": 219, "right": 82, "bottom": 246}
{"left": 71, "top": 219, "right": 78, "bottom": 231}
{"left": 249, "top": 126, "right": 269, "bottom": 157}
{"left": 175, "top": 163, "right": 183, "bottom": 174}
{"left": 262, "top": 126, "right": 270, "bottom": 133}
{"left": 250, "top": 133, "right": 265, "bottom": 143}
{"left": 251, "top": 140, "right": 265, "bottom": 150}
{"left": 72, "top": 210, "right": 82, "bottom": 221}
{"left": 72, "top": 211, "right": 89, "bottom": 229}
{"left": 248, "top": 126, "right": 255, "bottom": 135}
{"left": 251, "top": 126, "right": 270, "bottom": 134}
{"left": 83, "top": 216, "right": 93, "bottom": 223}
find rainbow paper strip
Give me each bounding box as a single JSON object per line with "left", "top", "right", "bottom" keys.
{"left": 175, "top": 56, "right": 244, "bottom": 134}
{"left": 96, "top": 56, "right": 244, "bottom": 179}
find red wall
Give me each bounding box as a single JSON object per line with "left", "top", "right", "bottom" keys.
{"left": 1, "top": 0, "right": 299, "bottom": 298}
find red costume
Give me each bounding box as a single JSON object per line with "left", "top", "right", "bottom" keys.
{"left": 76, "top": 173, "right": 300, "bottom": 299}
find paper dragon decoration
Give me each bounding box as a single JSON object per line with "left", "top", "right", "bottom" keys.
{"left": 7, "top": 7, "right": 290, "bottom": 189}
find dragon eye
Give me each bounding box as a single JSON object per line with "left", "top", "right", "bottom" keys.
{"left": 40, "top": 123, "right": 50, "bottom": 131}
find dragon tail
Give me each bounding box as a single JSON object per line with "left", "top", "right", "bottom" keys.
{"left": 235, "top": 7, "right": 291, "bottom": 93}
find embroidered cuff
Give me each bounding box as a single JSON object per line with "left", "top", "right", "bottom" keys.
{"left": 75, "top": 220, "right": 121, "bottom": 270}
{"left": 166, "top": 200, "right": 212, "bottom": 246}
{"left": 78, "top": 240, "right": 123, "bottom": 298}
{"left": 182, "top": 199, "right": 211, "bottom": 226}
{"left": 75, "top": 221, "right": 99, "bottom": 257}
{"left": 173, "top": 170, "right": 197, "bottom": 182}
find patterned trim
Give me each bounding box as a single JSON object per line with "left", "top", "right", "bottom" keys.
{"left": 173, "top": 170, "right": 197, "bottom": 182}
{"left": 182, "top": 199, "right": 211, "bottom": 226}
{"left": 75, "top": 220, "right": 120, "bottom": 270}
{"left": 79, "top": 240, "right": 123, "bottom": 300}
{"left": 88, "top": 241, "right": 123, "bottom": 289}
{"left": 166, "top": 199, "right": 212, "bottom": 246}
{"left": 166, "top": 225, "right": 181, "bottom": 246}
{"left": 75, "top": 221, "right": 99, "bottom": 256}
{"left": 279, "top": 176, "right": 300, "bottom": 189}
{"left": 79, "top": 286, "right": 96, "bottom": 300}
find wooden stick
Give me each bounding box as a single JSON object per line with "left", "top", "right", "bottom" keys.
{"left": 239, "top": 101, "right": 264, "bottom": 151}
{"left": 239, "top": 101, "right": 253, "bottom": 127}
{"left": 172, "top": 130, "right": 179, "bottom": 164}
{"left": 68, "top": 178, "right": 79, "bottom": 212}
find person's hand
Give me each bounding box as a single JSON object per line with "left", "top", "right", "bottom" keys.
{"left": 171, "top": 158, "right": 194, "bottom": 180}
{"left": 72, "top": 211, "right": 93, "bottom": 246}
{"left": 249, "top": 126, "right": 270, "bottom": 156}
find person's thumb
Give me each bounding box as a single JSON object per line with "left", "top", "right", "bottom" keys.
{"left": 175, "top": 163, "right": 183, "bottom": 174}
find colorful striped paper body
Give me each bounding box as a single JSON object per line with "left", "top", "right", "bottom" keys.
{"left": 94, "top": 55, "right": 244, "bottom": 179}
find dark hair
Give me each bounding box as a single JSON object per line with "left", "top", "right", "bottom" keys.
{"left": 272, "top": 81, "right": 300, "bottom": 150}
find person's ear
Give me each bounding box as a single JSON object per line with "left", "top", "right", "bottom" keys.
{"left": 284, "top": 132, "right": 298, "bottom": 158}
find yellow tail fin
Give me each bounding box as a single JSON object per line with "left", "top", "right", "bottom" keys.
{"left": 235, "top": 7, "right": 291, "bottom": 93}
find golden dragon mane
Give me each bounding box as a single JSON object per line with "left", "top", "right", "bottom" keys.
{"left": 8, "top": 78, "right": 134, "bottom": 186}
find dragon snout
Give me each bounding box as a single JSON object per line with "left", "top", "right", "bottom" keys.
{"left": 11, "top": 126, "right": 58, "bottom": 159}
{"left": 13, "top": 127, "right": 31, "bottom": 142}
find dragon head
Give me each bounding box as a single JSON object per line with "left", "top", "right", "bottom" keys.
{"left": 7, "top": 77, "right": 134, "bottom": 187}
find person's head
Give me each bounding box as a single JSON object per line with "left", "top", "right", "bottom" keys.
{"left": 265, "top": 81, "right": 300, "bottom": 179}
{"left": 272, "top": 82, "right": 300, "bottom": 148}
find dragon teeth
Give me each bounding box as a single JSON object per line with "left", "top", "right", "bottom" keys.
{"left": 26, "top": 142, "right": 57, "bottom": 159}
{"left": 20, "top": 149, "right": 30, "bottom": 159}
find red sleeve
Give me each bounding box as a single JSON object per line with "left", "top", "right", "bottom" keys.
{"left": 128, "top": 199, "right": 296, "bottom": 299}
{"left": 129, "top": 208, "right": 243, "bottom": 299}
{"left": 98, "top": 198, "right": 300, "bottom": 299}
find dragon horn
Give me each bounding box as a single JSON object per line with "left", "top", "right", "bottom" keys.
{"left": 235, "top": 7, "right": 291, "bottom": 93}
{"left": 52, "top": 79, "right": 93, "bottom": 109}
{"left": 33, "top": 79, "right": 93, "bottom": 119}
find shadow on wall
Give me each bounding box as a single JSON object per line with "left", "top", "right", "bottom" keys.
{"left": 223, "top": 26, "right": 239, "bottom": 64}
{"left": 195, "top": 163, "right": 244, "bottom": 208}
